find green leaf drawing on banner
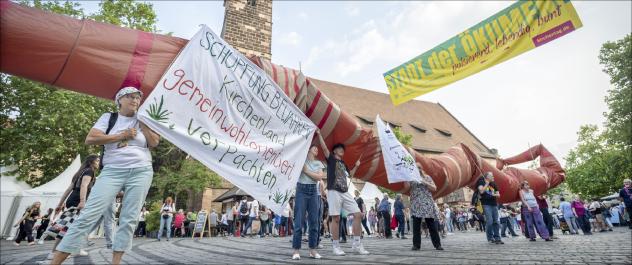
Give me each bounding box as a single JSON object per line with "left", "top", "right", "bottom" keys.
{"left": 147, "top": 95, "right": 172, "bottom": 124}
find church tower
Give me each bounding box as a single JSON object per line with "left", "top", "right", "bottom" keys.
{"left": 221, "top": 0, "right": 273, "bottom": 60}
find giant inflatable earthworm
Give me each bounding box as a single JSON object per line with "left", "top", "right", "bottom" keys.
{"left": 0, "top": 2, "right": 564, "bottom": 202}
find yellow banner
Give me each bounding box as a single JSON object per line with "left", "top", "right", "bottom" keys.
{"left": 384, "top": 0, "right": 583, "bottom": 106}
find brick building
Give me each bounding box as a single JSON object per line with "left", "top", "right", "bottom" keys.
{"left": 192, "top": 0, "right": 497, "bottom": 213}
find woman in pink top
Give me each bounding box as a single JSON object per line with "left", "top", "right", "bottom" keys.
{"left": 571, "top": 197, "right": 592, "bottom": 235}
{"left": 174, "top": 209, "right": 186, "bottom": 237}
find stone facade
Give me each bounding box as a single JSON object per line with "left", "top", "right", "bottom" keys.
{"left": 221, "top": 0, "right": 272, "bottom": 60}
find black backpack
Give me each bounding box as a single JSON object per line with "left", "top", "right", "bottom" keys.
{"left": 239, "top": 202, "right": 249, "bottom": 215}
{"left": 99, "top": 112, "right": 118, "bottom": 170}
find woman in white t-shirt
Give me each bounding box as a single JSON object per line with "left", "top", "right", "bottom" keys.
{"left": 158, "top": 197, "right": 175, "bottom": 241}
{"left": 53, "top": 87, "right": 160, "bottom": 265}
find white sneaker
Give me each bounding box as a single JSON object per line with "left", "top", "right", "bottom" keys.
{"left": 352, "top": 244, "right": 369, "bottom": 255}
{"left": 291, "top": 253, "right": 300, "bottom": 260}
{"left": 37, "top": 239, "right": 44, "bottom": 245}
{"left": 332, "top": 246, "right": 346, "bottom": 256}
{"left": 78, "top": 249, "right": 89, "bottom": 256}
{"left": 46, "top": 252, "right": 54, "bottom": 260}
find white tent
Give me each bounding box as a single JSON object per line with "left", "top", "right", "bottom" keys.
{"left": 360, "top": 182, "right": 395, "bottom": 212}
{"left": 360, "top": 182, "right": 383, "bottom": 204}
{"left": 1, "top": 166, "right": 32, "bottom": 238}
{"left": 5, "top": 155, "right": 81, "bottom": 239}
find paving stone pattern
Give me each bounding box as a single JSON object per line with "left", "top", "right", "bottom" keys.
{"left": 1, "top": 227, "right": 630, "bottom": 264}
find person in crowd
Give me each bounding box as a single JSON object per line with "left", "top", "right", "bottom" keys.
{"left": 457, "top": 210, "right": 467, "bottom": 232}
{"left": 40, "top": 155, "right": 100, "bottom": 261}
{"left": 536, "top": 195, "right": 557, "bottom": 239}
{"left": 174, "top": 209, "right": 186, "bottom": 237}
{"left": 477, "top": 172, "right": 503, "bottom": 244}
{"left": 219, "top": 211, "right": 228, "bottom": 237}
{"left": 519, "top": 181, "right": 551, "bottom": 241}
{"left": 158, "top": 197, "right": 175, "bottom": 241}
{"left": 225, "top": 204, "right": 235, "bottom": 236}
{"left": 52, "top": 87, "right": 159, "bottom": 265}
{"left": 316, "top": 131, "right": 369, "bottom": 256}
{"left": 186, "top": 211, "right": 197, "bottom": 237}
{"left": 36, "top": 208, "right": 54, "bottom": 243}
{"left": 354, "top": 190, "right": 371, "bottom": 237}
{"left": 209, "top": 209, "right": 218, "bottom": 237}
{"left": 474, "top": 209, "right": 485, "bottom": 232}
{"left": 444, "top": 205, "right": 454, "bottom": 234}
{"left": 403, "top": 163, "right": 443, "bottom": 251}
{"left": 313, "top": 179, "right": 325, "bottom": 247}
{"left": 135, "top": 206, "right": 149, "bottom": 238}
{"left": 14, "top": 202, "right": 42, "bottom": 246}
{"left": 571, "top": 196, "right": 592, "bottom": 235}
{"left": 368, "top": 207, "right": 378, "bottom": 237}
{"left": 499, "top": 204, "right": 518, "bottom": 237}
{"left": 259, "top": 206, "right": 271, "bottom": 237}
{"left": 619, "top": 179, "right": 632, "bottom": 229}
{"left": 601, "top": 204, "right": 614, "bottom": 231}
{"left": 588, "top": 200, "right": 608, "bottom": 232}
{"left": 237, "top": 197, "right": 250, "bottom": 236}
{"left": 321, "top": 195, "right": 330, "bottom": 239}
{"left": 394, "top": 194, "right": 407, "bottom": 239}
{"left": 378, "top": 194, "right": 392, "bottom": 239}
{"left": 405, "top": 208, "right": 411, "bottom": 235}
{"left": 281, "top": 200, "right": 290, "bottom": 237}
{"left": 559, "top": 197, "right": 579, "bottom": 234}
{"left": 242, "top": 199, "right": 259, "bottom": 237}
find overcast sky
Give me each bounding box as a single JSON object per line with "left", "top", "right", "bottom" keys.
{"left": 81, "top": 1, "right": 632, "bottom": 167}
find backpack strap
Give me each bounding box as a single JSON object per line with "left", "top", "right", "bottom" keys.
{"left": 99, "top": 112, "right": 118, "bottom": 170}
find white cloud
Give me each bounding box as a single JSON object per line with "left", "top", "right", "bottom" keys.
{"left": 297, "top": 12, "right": 309, "bottom": 20}
{"left": 278, "top": 31, "right": 302, "bottom": 46}
{"left": 345, "top": 5, "right": 360, "bottom": 17}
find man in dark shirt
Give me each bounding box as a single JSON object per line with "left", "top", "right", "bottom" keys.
{"left": 477, "top": 172, "right": 503, "bottom": 244}
{"left": 317, "top": 131, "right": 369, "bottom": 256}
{"left": 619, "top": 179, "right": 632, "bottom": 229}
{"left": 354, "top": 190, "right": 371, "bottom": 237}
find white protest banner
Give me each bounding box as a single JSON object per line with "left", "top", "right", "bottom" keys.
{"left": 376, "top": 115, "right": 422, "bottom": 184}
{"left": 138, "top": 25, "right": 316, "bottom": 214}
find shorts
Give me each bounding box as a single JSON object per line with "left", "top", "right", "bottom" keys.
{"left": 327, "top": 190, "right": 360, "bottom": 216}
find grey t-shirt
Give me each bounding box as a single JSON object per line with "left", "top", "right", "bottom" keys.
{"left": 298, "top": 159, "right": 325, "bottom": 184}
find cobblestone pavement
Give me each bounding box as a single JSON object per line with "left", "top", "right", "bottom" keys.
{"left": 1, "top": 227, "right": 630, "bottom": 264}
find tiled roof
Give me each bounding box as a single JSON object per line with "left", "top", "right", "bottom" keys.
{"left": 311, "top": 78, "right": 496, "bottom": 159}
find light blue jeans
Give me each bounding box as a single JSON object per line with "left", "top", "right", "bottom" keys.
{"left": 482, "top": 204, "right": 500, "bottom": 242}
{"left": 56, "top": 166, "right": 153, "bottom": 254}
{"left": 158, "top": 215, "right": 172, "bottom": 240}
{"left": 89, "top": 201, "right": 116, "bottom": 246}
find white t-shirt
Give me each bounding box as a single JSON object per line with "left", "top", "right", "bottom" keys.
{"left": 220, "top": 214, "right": 228, "bottom": 225}
{"left": 93, "top": 113, "right": 152, "bottom": 168}
{"left": 282, "top": 203, "right": 290, "bottom": 217}
{"left": 139, "top": 210, "right": 149, "bottom": 222}
{"left": 249, "top": 200, "right": 259, "bottom": 217}
{"left": 444, "top": 208, "right": 451, "bottom": 218}
{"left": 161, "top": 203, "right": 174, "bottom": 217}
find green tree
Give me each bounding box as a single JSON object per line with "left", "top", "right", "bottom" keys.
{"left": 392, "top": 127, "right": 413, "bottom": 147}
{"left": 89, "top": 0, "right": 157, "bottom": 32}
{"left": 565, "top": 126, "right": 632, "bottom": 198}
{"left": 0, "top": 0, "right": 159, "bottom": 185}
{"left": 151, "top": 158, "right": 223, "bottom": 203}
{"left": 598, "top": 34, "right": 631, "bottom": 148}
{"left": 564, "top": 35, "right": 632, "bottom": 199}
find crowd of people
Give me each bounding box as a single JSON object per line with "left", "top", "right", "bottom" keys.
{"left": 8, "top": 86, "right": 632, "bottom": 265}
